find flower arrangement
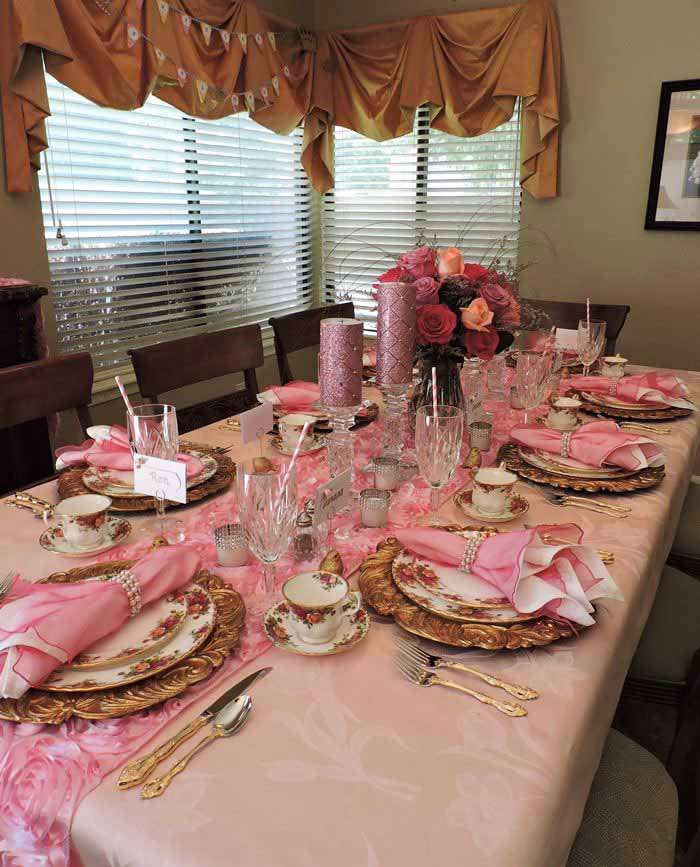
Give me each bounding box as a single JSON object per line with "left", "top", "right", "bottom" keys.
{"left": 374, "top": 245, "right": 521, "bottom": 363}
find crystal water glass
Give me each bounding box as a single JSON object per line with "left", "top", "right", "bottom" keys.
{"left": 238, "top": 462, "right": 297, "bottom": 616}
{"left": 415, "top": 405, "right": 463, "bottom": 516}
{"left": 577, "top": 319, "right": 607, "bottom": 376}
{"left": 515, "top": 352, "right": 553, "bottom": 423}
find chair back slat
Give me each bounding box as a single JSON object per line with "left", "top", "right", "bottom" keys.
{"left": 521, "top": 299, "right": 630, "bottom": 356}
{"left": 269, "top": 302, "right": 355, "bottom": 384}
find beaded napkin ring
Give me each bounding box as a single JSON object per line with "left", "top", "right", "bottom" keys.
{"left": 460, "top": 531, "right": 486, "bottom": 573}
{"left": 110, "top": 570, "right": 142, "bottom": 617}
{"left": 560, "top": 431, "right": 573, "bottom": 459}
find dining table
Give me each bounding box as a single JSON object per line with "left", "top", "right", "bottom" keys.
{"left": 1, "top": 365, "right": 699, "bottom": 867}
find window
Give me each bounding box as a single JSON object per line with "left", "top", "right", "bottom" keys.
{"left": 322, "top": 105, "right": 521, "bottom": 330}
{"left": 39, "top": 79, "right": 312, "bottom": 377}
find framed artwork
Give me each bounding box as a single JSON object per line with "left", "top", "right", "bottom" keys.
{"left": 645, "top": 78, "right": 700, "bottom": 230}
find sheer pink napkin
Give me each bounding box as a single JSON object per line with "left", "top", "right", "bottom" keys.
{"left": 55, "top": 424, "right": 205, "bottom": 478}
{"left": 510, "top": 420, "right": 664, "bottom": 471}
{"left": 394, "top": 524, "right": 622, "bottom": 626}
{"left": 0, "top": 546, "right": 200, "bottom": 699}
{"left": 567, "top": 372, "right": 696, "bottom": 410}
{"left": 258, "top": 380, "right": 321, "bottom": 412}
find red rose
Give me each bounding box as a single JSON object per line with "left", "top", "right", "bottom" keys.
{"left": 462, "top": 263, "right": 490, "bottom": 283}
{"left": 461, "top": 326, "right": 499, "bottom": 360}
{"left": 372, "top": 265, "right": 407, "bottom": 297}
{"left": 417, "top": 304, "right": 457, "bottom": 345}
{"left": 399, "top": 245, "right": 436, "bottom": 279}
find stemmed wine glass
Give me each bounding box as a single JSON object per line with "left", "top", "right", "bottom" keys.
{"left": 515, "top": 352, "right": 554, "bottom": 423}
{"left": 238, "top": 461, "right": 297, "bottom": 616}
{"left": 415, "top": 405, "right": 463, "bottom": 519}
{"left": 577, "top": 319, "right": 607, "bottom": 376}
{"left": 127, "top": 404, "right": 182, "bottom": 542}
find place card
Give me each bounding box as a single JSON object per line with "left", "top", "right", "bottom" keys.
{"left": 239, "top": 402, "right": 274, "bottom": 444}
{"left": 314, "top": 470, "right": 352, "bottom": 523}
{"left": 133, "top": 454, "right": 187, "bottom": 504}
{"left": 555, "top": 328, "right": 579, "bottom": 350}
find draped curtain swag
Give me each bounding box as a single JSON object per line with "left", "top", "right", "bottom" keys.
{"left": 1, "top": 0, "right": 560, "bottom": 197}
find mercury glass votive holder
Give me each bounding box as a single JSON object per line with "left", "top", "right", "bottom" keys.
{"left": 360, "top": 488, "right": 391, "bottom": 528}
{"left": 469, "top": 421, "right": 493, "bottom": 452}
{"left": 373, "top": 456, "right": 401, "bottom": 491}
{"left": 213, "top": 523, "right": 249, "bottom": 567}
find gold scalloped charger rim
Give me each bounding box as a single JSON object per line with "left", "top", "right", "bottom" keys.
{"left": 569, "top": 389, "right": 691, "bottom": 421}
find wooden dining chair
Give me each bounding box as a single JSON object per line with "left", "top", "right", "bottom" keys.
{"left": 0, "top": 352, "right": 94, "bottom": 493}
{"left": 128, "top": 324, "right": 264, "bottom": 434}
{"left": 521, "top": 299, "right": 631, "bottom": 355}
{"left": 269, "top": 302, "right": 355, "bottom": 384}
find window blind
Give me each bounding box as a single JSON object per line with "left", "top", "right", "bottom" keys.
{"left": 322, "top": 105, "right": 521, "bottom": 331}
{"left": 39, "top": 79, "right": 313, "bottom": 374}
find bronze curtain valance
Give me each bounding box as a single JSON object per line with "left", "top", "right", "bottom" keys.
{"left": 0, "top": 0, "right": 560, "bottom": 197}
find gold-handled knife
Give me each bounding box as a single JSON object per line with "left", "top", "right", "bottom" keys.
{"left": 117, "top": 666, "right": 272, "bottom": 789}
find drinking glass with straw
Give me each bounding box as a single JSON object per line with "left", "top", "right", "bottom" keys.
{"left": 415, "top": 404, "right": 463, "bottom": 520}
{"left": 577, "top": 319, "right": 606, "bottom": 376}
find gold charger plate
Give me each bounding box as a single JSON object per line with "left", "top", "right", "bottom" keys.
{"left": 57, "top": 442, "right": 235, "bottom": 513}
{"left": 498, "top": 443, "right": 665, "bottom": 494}
{"left": 517, "top": 447, "right": 637, "bottom": 480}
{"left": 358, "top": 533, "right": 577, "bottom": 650}
{"left": 0, "top": 561, "right": 245, "bottom": 724}
{"left": 569, "top": 389, "right": 692, "bottom": 422}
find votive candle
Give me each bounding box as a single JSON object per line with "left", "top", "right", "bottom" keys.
{"left": 376, "top": 282, "right": 416, "bottom": 386}
{"left": 319, "top": 318, "right": 363, "bottom": 408}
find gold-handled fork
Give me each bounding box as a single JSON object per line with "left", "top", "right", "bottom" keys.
{"left": 397, "top": 636, "right": 538, "bottom": 701}
{"left": 523, "top": 525, "right": 615, "bottom": 564}
{"left": 594, "top": 414, "right": 671, "bottom": 435}
{"left": 544, "top": 492, "right": 630, "bottom": 518}
{"left": 395, "top": 645, "right": 527, "bottom": 717}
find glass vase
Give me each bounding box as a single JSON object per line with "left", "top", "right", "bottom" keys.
{"left": 411, "top": 356, "right": 465, "bottom": 420}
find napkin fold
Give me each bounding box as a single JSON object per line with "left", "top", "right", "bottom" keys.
{"left": 0, "top": 546, "right": 201, "bottom": 699}
{"left": 510, "top": 420, "right": 664, "bottom": 471}
{"left": 56, "top": 425, "right": 204, "bottom": 478}
{"left": 394, "top": 524, "right": 622, "bottom": 626}
{"left": 258, "top": 380, "right": 321, "bottom": 412}
{"left": 568, "top": 372, "right": 696, "bottom": 410}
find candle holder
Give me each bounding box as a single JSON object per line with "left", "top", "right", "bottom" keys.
{"left": 380, "top": 382, "right": 411, "bottom": 459}
{"left": 327, "top": 404, "right": 360, "bottom": 491}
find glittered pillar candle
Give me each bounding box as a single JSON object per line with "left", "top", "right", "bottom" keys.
{"left": 376, "top": 282, "right": 416, "bottom": 387}
{"left": 319, "top": 318, "right": 363, "bottom": 408}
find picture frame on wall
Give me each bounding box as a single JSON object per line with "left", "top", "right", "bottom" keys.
{"left": 645, "top": 78, "right": 700, "bottom": 231}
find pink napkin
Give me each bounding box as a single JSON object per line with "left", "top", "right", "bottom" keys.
{"left": 395, "top": 525, "right": 622, "bottom": 626}
{"left": 568, "top": 372, "right": 696, "bottom": 410}
{"left": 363, "top": 349, "right": 377, "bottom": 367}
{"left": 510, "top": 420, "right": 664, "bottom": 471}
{"left": 0, "top": 546, "right": 201, "bottom": 699}
{"left": 56, "top": 425, "right": 205, "bottom": 479}
{"left": 260, "top": 380, "right": 321, "bottom": 412}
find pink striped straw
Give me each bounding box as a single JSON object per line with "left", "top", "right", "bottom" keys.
{"left": 114, "top": 376, "right": 134, "bottom": 415}
{"left": 586, "top": 297, "right": 591, "bottom": 337}
{"left": 431, "top": 366, "right": 438, "bottom": 417}
{"left": 273, "top": 420, "right": 312, "bottom": 511}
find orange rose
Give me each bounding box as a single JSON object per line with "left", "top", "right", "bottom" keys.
{"left": 460, "top": 298, "right": 494, "bottom": 332}
{"left": 437, "top": 247, "right": 464, "bottom": 278}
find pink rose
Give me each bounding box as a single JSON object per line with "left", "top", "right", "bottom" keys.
{"left": 462, "top": 263, "right": 490, "bottom": 282}
{"left": 399, "top": 246, "right": 436, "bottom": 279}
{"left": 462, "top": 326, "right": 499, "bottom": 360}
{"left": 460, "top": 297, "right": 494, "bottom": 332}
{"left": 416, "top": 304, "right": 457, "bottom": 345}
{"left": 437, "top": 247, "right": 464, "bottom": 278}
{"left": 413, "top": 276, "right": 439, "bottom": 307}
{"left": 478, "top": 283, "right": 512, "bottom": 311}
{"left": 498, "top": 298, "right": 521, "bottom": 329}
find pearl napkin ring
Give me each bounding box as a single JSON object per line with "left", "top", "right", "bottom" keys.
{"left": 110, "top": 570, "right": 142, "bottom": 617}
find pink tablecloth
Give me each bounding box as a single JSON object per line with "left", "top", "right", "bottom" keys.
{"left": 1, "top": 373, "right": 699, "bottom": 867}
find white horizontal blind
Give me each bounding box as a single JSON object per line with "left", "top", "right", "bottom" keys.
{"left": 323, "top": 105, "right": 521, "bottom": 332}
{"left": 39, "top": 79, "right": 312, "bottom": 372}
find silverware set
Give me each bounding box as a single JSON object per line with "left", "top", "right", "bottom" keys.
{"left": 4, "top": 491, "right": 53, "bottom": 518}
{"left": 593, "top": 413, "right": 671, "bottom": 435}
{"left": 542, "top": 491, "right": 630, "bottom": 518}
{"left": 523, "top": 525, "right": 615, "bottom": 564}
{"left": 395, "top": 636, "right": 536, "bottom": 717}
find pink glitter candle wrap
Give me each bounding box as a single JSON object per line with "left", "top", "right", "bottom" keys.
{"left": 319, "top": 318, "right": 363, "bottom": 407}
{"left": 376, "top": 282, "right": 416, "bottom": 386}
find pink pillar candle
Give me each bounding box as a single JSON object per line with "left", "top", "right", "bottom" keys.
{"left": 319, "top": 318, "right": 363, "bottom": 408}
{"left": 376, "top": 282, "right": 416, "bottom": 386}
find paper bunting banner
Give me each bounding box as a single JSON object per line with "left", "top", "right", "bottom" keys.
{"left": 238, "top": 33, "right": 247, "bottom": 53}
{"left": 177, "top": 67, "right": 187, "bottom": 87}
{"left": 156, "top": 0, "right": 169, "bottom": 23}
{"left": 221, "top": 30, "right": 231, "bottom": 51}
{"left": 200, "top": 22, "right": 212, "bottom": 45}
{"left": 196, "top": 79, "right": 208, "bottom": 103}
{"left": 154, "top": 46, "right": 166, "bottom": 65}
{"left": 180, "top": 13, "right": 191, "bottom": 34}
{"left": 127, "top": 24, "right": 140, "bottom": 48}
{"left": 244, "top": 91, "right": 255, "bottom": 112}
{"left": 267, "top": 33, "right": 276, "bottom": 52}
{"left": 254, "top": 33, "right": 263, "bottom": 46}
{"left": 283, "top": 65, "right": 291, "bottom": 78}
{"left": 271, "top": 75, "right": 280, "bottom": 95}
{"left": 260, "top": 86, "right": 269, "bottom": 100}
{"left": 231, "top": 94, "right": 240, "bottom": 108}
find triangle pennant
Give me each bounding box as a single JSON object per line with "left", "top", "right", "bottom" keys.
{"left": 126, "top": 24, "right": 141, "bottom": 48}
{"left": 271, "top": 75, "right": 280, "bottom": 96}
{"left": 177, "top": 67, "right": 188, "bottom": 87}
{"left": 156, "top": 0, "right": 170, "bottom": 24}
{"left": 282, "top": 65, "right": 291, "bottom": 78}
{"left": 238, "top": 32, "right": 247, "bottom": 54}
{"left": 154, "top": 46, "right": 167, "bottom": 65}
{"left": 254, "top": 33, "right": 263, "bottom": 47}
{"left": 244, "top": 91, "right": 255, "bottom": 113}
{"left": 220, "top": 30, "right": 231, "bottom": 51}
{"left": 180, "top": 13, "right": 191, "bottom": 34}
{"left": 267, "top": 32, "right": 276, "bottom": 52}
{"left": 231, "top": 93, "right": 240, "bottom": 109}
{"left": 260, "top": 86, "right": 269, "bottom": 101}
{"left": 196, "top": 79, "right": 208, "bottom": 103}
{"left": 200, "top": 22, "right": 213, "bottom": 45}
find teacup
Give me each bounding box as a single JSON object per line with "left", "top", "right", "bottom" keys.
{"left": 472, "top": 467, "right": 518, "bottom": 516}
{"left": 279, "top": 413, "right": 316, "bottom": 451}
{"left": 601, "top": 355, "right": 628, "bottom": 379}
{"left": 547, "top": 396, "right": 582, "bottom": 431}
{"left": 282, "top": 570, "right": 359, "bottom": 644}
{"left": 44, "top": 494, "right": 112, "bottom": 549}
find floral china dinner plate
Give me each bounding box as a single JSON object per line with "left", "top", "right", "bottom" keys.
{"left": 263, "top": 592, "right": 370, "bottom": 656}
{"left": 454, "top": 489, "right": 529, "bottom": 524}
{"left": 41, "top": 582, "right": 215, "bottom": 691}
{"left": 82, "top": 450, "right": 218, "bottom": 499}
{"left": 270, "top": 434, "right": 327, "bottom": 456}
{"left": 579, "top": 390, "right": 666, "bottom": 411}
{"left": 39, "top": 516, "right": 132, "bottom": 556}
{"left": 518, "top": 447, "right": 637, "bottom": 480}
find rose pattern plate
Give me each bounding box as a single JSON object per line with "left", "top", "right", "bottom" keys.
{"left": 270, "top": 434, "right": 327, "bottom": 456}
{"left": 39, "top": 516, "right": 132, "bottom": 557}
{"left": 41, "top": 582, "right": 215, "bottom": 691}
{"left": 517, "top": 447, "right": 636, "bottom": 480}
{"left": 81, "top": 450, "right": 218, "bottom": 499}
{"left": 263, "top": 592, "right": 370, "bottom": 656}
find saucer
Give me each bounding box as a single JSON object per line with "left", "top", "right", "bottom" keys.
{"left": 39, "top": 516, "right": 132, "bottom": 556}
{"left": 453, "top": 489, "right": 529, "bottom": 524}
{"left": 270, "top": 434, "right": 327, "bottom": 456}
{"left": 263, "top": 591, "right": 370, "bottom": 656}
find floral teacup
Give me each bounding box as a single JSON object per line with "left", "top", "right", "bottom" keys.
{"left": 547, "top": 396, "right": 582, "bottom": 431}
{"left": 44, "top": 494, "right": 112, "bottom": 549}
{"left": 600, "top": 355, "right": 628, "bottom": 379}
{"left": 282, "top": 570, "right": 359, "bottom": 644}
{"left": 471, "top": 467, "right": 518, "bottom": 517}
{"left": 279, "top": 413, "right": 316, "bottom": 451}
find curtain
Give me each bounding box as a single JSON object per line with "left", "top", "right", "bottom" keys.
{"left": 1, "top": 0, "right": 560, "bottom": 197}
